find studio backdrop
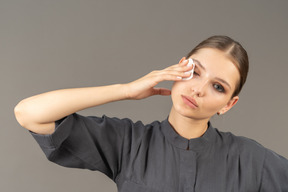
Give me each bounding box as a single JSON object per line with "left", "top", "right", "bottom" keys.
{"left": 1, "top": 0, "right": 287, "bottom": 191}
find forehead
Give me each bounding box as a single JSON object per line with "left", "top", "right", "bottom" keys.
{"left": 190, "top": 48, "right": 240, "bottom": 90}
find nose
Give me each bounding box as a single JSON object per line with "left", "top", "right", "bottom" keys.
{"left": 191, "top": 79, "right": 209, "bottom": 97}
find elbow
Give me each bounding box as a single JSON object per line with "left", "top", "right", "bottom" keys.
{"left": 14, "top": 100, "right": 35, "bottom": 130}
{"left": 14, "top": 101, "right": 28, "bottom": 128}
{"left": 14, "top": 100, "right": 55, "bottom": 135}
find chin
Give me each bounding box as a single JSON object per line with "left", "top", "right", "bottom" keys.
{"left": 176, "top": 106, "right": 216, "bottom": 121}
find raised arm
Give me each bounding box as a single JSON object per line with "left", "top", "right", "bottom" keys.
{"left": 14, "top": 58, "right": 191, "bottom": 135}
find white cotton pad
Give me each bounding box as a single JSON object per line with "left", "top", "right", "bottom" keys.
{"left": 182, "top": 58, "right": 195, "bottom": 80}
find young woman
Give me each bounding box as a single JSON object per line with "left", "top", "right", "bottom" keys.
{"left": 15, "top": 36, "right": 288, "bottom": 191}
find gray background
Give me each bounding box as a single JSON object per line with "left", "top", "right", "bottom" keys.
{"left": 1, "top": 0, "right": 287, "bottom": 191}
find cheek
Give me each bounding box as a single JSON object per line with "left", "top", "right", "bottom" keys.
{"left": 171, "top": 81, "right": 186, "bottom": 94}
{"left": 171, "top": 82, "right": 188, "bottom": 102}
{"left": 204, "top": 94, "right": 230, "bottom": 111}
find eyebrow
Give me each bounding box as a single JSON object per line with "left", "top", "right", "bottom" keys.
{"left": 192, "top": 58, "right": 232, "bottom": 90}
{"left": 193, "top": 59, "right": 205, "bottom": 71}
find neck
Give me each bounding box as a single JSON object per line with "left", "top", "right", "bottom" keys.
{"left": 168, "top": 107, "right": 209, "bottom": 139}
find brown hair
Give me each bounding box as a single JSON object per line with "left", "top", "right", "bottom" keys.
{"left": 186, "top": 35, "right": 249, "bottom": 97}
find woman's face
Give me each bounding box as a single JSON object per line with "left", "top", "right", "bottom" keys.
{"left": 171, "top": 48, "right": 240, "bottom": 121}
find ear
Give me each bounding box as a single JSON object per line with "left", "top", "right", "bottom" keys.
{"left": 179, "top": 57, "right": 186, "bottom": 64}
{"left": 218, "top": 96, "right": 239, "bottom": 115}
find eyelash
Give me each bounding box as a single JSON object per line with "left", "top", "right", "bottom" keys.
{"left": 213, "top": 84, "right": 225, "bottom": 93}
{"left": 193, "top": 70, "right": 199, "bottom": 76}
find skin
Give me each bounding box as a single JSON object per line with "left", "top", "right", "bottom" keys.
{"left": 169, "top": 48, "right": 240, "bottom": 139}
{"left": 14, "top": 62, "right": 192, "bottom": 134}
{"left": 14, "top": 48, "right": 240, "bottom": 139}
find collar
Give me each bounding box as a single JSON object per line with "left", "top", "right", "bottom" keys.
{"left": 160, "top": 118, "right": 217, "bottom": 151}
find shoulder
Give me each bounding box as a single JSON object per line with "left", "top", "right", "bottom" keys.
{"left": 65, "top": 113, "right": 163, "bottom": 137}
{"left": 88, "top": 115, "right": 163, "bottom": 139}
{"left": 215, "top": 128, "right": 288, "bottom": 163}
{"left": 214, "top": 128, "right": 266, "bottom": 158}
{"left": 214, "top": 128, "right": 288, "bottom": 189}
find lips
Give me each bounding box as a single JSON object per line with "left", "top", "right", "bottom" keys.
{"left": 181, "top": 95, "right": 199, "bottom": 108}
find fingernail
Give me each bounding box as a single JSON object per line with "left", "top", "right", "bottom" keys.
{"left": 177, "top": 76, "right": 182, "bottom": 80}
{"left": 184, "top": 72, "right": 191, "bottom": 75}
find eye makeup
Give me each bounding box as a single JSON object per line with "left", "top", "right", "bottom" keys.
{"left": 213, "top": 83, "right": 225, "bottom": 93}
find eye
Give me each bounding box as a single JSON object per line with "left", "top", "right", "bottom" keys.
{"left": 193, "top": 71, "right": 199, "bottom": 76}
{"left": 193, "top": 67, "right": 200, "bottom": 76}
{"left": 213, "top": 83, "right": 225, "bottom": 93}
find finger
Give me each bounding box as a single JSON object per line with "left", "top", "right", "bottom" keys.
{"left": 179, "top": 57, "right": 186, "bottom": 64}
{"left": 166, "top": 60, "right": 188, "bottom": 70}
{"left": 153, "top": 88, "right": 171, "bottom": 96}
{"left": 165, "top": 63, "right": 193, "bottom": 72}
{"left": 161, "top": 69, "right": 192, "bottom": 78}
{"left": 179, "top": 58, "right": 188, "bottom": 65}
{"left": 152, "top": 71, "right": 191, "bottom": 82}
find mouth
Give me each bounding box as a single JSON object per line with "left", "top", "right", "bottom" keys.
{"left": 181, "top": 95, "right": 199, "bottom": 109}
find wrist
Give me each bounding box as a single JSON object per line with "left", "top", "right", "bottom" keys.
{"left": 120, "top": 83, "right": 133, "bottom": 100}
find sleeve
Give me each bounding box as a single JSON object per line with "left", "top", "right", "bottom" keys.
{"left": 30, "top": 113, "right": 134, "bottom": 180}
{"left": 259, "top": 148, "right": 288, "bottom": 191}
